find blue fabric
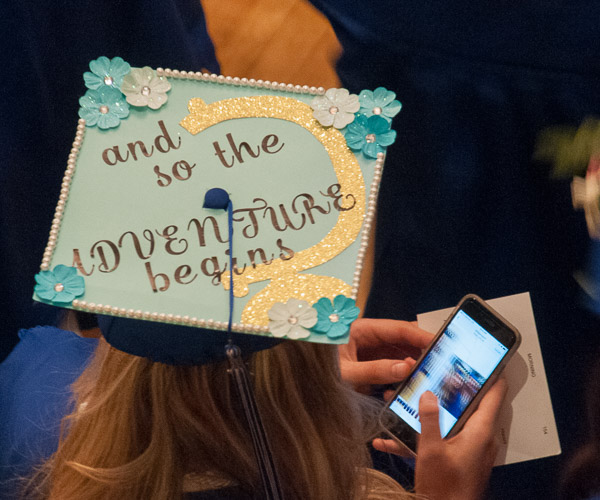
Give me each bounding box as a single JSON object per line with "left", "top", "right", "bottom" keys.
{"left": 0, "top": 0, "right": 219, "bottom": 362}
{"left": 310, "top": 1, "right": 600, "bottom": 498}
{"left": 97, "top": 315, "right": 281, "bottom": 366}
{"left": 0, "top": 327, "right": 98, "bottom": 498}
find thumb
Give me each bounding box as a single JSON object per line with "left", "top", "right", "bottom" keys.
{"left": 418, "top": 391, "right": 442, "bottom": 450}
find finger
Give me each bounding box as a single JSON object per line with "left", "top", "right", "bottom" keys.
{"left": 417, "top": 391, "right": 442, "bottom": 451}
{"left": 340, "top": 358, "right": 411, "bottom": 386}
{"left": 351, "top": 318, "right": 434, "bottom": 350}
{"left": 372, "top": 438, "right": 412, "bottom": 457}
{"left": 359, "top": 344, "right": 424, "bottom": 363}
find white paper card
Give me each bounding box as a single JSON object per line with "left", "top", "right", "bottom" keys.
{"left": 417, "top": 292, "right": 561, "bottom": 466}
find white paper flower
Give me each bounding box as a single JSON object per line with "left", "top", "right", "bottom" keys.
{"left": 311, "top": 88, "right": 360, "bottom": 129}
{"left": 268, "top": 298, "right": 318, "bottom": 339}
{"left": 121, "top": 67, "right": 171, "bottom": 109}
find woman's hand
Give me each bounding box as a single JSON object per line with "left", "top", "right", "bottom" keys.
{"left": 415, "top": 379, "right": 508, "bottom": 500}
{"left": 339, "top": 318, "right": 433, "bottom": 394}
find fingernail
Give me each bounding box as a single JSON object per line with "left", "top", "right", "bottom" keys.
{"left": 392, "top": 362, "right": 409, "bottom": 379}
{"left": 421, "top": 391, "right": 437, "bottom": 404}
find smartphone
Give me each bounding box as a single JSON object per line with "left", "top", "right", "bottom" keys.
{"left": 380, "top": 294, "right": 521, "bottom": 455}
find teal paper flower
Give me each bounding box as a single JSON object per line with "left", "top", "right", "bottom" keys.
{"left": 34, "top": 265, "right": 85, "bottom": 304}
{"left": 358, "top": 87, "right": 402, "bottom": 122}
{"left": 78, "top": 87, "right": 130, "bottom": 129}
{"left": 311, "top": 295, "right": 360, "bottom": 339}
{"left": 344, "top": 114, "right": 397, "bottom": 158}
{"left": 84, "top": 56, "right": 131, "bottom": 90}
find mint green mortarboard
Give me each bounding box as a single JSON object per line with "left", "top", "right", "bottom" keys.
{"left": 33, "top": 57, "right": 400, "bottom": 364}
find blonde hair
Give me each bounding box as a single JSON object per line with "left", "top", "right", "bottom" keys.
{"left": 23, "top": 336, "right": 410, "bottom": 499}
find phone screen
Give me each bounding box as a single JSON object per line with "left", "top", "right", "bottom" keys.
{"left": 389, "top": 308, "right": 509, "bottom": 437}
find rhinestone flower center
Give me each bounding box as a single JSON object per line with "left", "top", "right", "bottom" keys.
{"left": 287, "top": 316, "right": 298, "bottom": 325}
{"left": 329, "top": 106, "right": 339, "bottom": 114}
{"left": 372, "top": 106, "right": 382, "bottom": 115}
{"left": 104, "top": 76, "right": 114, "bottom": 86}
{"left": 54, "top": 283, "right": 64, "bottom": 292}
{"left": 141, "top": 86, "right": 152, "bottom": 96}
{"left": 365, "top": 133, "right": 376, "bottom": 143}
{"left": 99, "top": 105, "right": 109, "bottom": 114}
{"left": 329, "top": 313, "right": 340, "bottom": 323}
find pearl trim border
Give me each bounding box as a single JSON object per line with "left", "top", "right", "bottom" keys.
{"left": 39, "top": 71, "right": 384, "bottom": 331}
{"left": 40, "top": 118, "right": 86, "bottom": 272}
{"left": 69, "top": 298, "right": 271, "bottom": 333}
{"left": 350, "top": 152, "right": 383, "bottom": 300}
{"left": 156, "top": 68, "right": 326, "bottom": 96}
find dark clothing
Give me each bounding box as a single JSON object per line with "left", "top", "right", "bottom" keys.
{"left": 0, "top": 327, "right": 98, "bottom": 498}
{"left": 0, "top": 0, "right": 219, "bottom": 361}
{"left": 310, "top": 1, "right": 600, "bottom": 498}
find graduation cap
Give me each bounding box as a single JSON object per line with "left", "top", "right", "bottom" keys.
{"left": 33, "top": 56, "right": 400, "bottom": 363}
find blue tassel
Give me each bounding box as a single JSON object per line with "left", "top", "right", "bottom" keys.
{"left": 203, "top": 187, "right": 231, "bottom": 210}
